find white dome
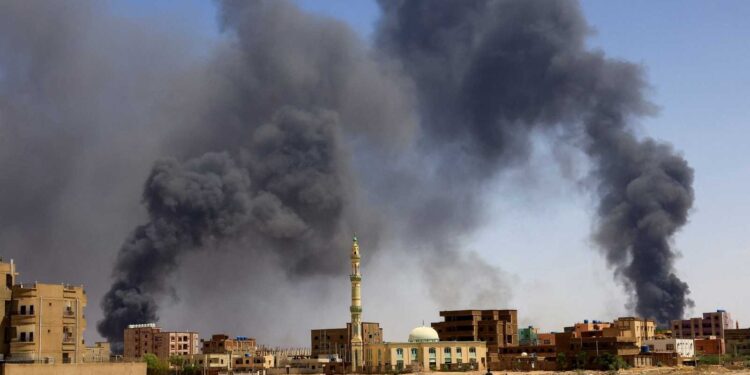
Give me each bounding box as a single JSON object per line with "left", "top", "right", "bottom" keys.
{"left": 408, "top": 326, "right": 440, "bottom": 343}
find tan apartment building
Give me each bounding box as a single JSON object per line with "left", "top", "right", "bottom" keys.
{"left": 123, "top": 323, "right": 199, "bottom": 360}
{"left": 311, "top": 322, "right": 382, "bottom": 360}
{"left": 0, "top": 259, "right": 18, "bottom": 358}
{"left": 603, "top": 317, "right": 655, "bottom": 347}
{"left": 671, "top": 310, "right": 734, "bottom": 339}
{"left": 431, "top": 309, "right": 518, "bottom": 351}
{"left": 8, "top": 282, "right": 87, "bottom": 364}
{"left": 202, "top": 334, "right": 256, "bottom": 354}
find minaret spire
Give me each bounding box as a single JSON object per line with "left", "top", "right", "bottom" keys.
{"left": 350, "top": 234, "right": 363, "bottom": 371}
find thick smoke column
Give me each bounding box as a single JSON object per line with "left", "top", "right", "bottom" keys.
{"left": 376, "top": 0, "right": 693, "bottom": 324}
{"left": 99, "top": 108, "right": 353, "bottom": 343}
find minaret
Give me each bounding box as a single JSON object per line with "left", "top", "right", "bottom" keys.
{"left": 350, "top": 235, "right": 363, "bottom": 371}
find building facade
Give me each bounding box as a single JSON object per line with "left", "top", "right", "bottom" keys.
{"left": 643, "top": 338, "right": 695, "bottom": 358}
{"left": 603, "top": 317, "right": 656, "bottom": 347}
{"left": 363, "top": 327, "right": 487, "bottom": 372}
{"left": 202, "top": 334, "right": 256, "bottom": 355}
{"left": 431, "top": 309, "right": 518, "bottom": 351}
{"left": 123, "top": 323, "right": 199, "bottom": 360}
{"left": 695, "top": 337, "right": 724, "bottom": 355}
{"left": 154, "top": 331, "right": 199, "bottom": 359}
{"left": 8, "top": 282, "right": 87, "bottom": 364}
{"left": 0, "top": 259, "right": 18, "bottom": 358}
{"left": 725, "top": 328, "right": 750, "bottom": 356}
{"left": 671, "top": 310, "right": 734, "bottom": 339}
{"left": 83, "top": 342, "right": 111, "bottom": 362}
{"left": 311, "top": 322, "right": 382, "bottom": 360}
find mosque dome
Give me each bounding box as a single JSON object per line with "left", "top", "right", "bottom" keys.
{"left": 408, "top": 326, "right": 440, "bottom": 343}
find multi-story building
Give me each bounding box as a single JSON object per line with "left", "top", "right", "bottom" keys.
{"left": 603, "top": 317, "right": 656, "bottom": 347}
{"left": 8, "top": 282, "right": 87, "bottom": 364}
{"left": 123, "top": 323, "right": 160, "bottom": 359}
{"left": 311, "top": 322, "right": 383, "bottom": 360}
{"left": 154, "top": 331, "right": 199, "bottom": 359}
{"left": 123, "top": 323, "right": 199, "bottom": 360}
{"left": 725, "top": 328, "right": 750, "bottom": 356}
{"left": 671, "top": 310, "right": 734, "bottom": 339}
{"left": 431, "top": 309, "right": 518, "bottom": 351}
{"left": 0, "top": 259, "right": 18, "bottom": 358}
{"left": 202, "top": 334, "right": 256, "bottom": 355}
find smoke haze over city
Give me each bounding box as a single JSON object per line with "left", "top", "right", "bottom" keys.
{"left": 1, "top": 0, "right": 749, "bottom": 349}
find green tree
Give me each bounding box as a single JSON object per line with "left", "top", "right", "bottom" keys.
{"left": 574, "top": 351, "right": 588, "bottom": 369}
{"left": 143, "top": 353, "right": 169, "bottom": 375}
{"left": 556, "top": 352, "right": 568, "bottom": 370}
{"left": 595, "top": 353, "right": 628, "bottom": 371}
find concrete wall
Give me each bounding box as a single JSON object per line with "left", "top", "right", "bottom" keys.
{"left": 1, "top": 362, "right": 145, "bottom": 375}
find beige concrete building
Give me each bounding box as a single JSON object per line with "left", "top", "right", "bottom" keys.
{"left": 0, "top": 259, "right": 18, "bottom": 359}
{"left": 603, "top": 316, "right": 656, "bottom": 347}
{"left": 8, "top": 282, "right": 87, "bottom": 364}
{"left": 123, "top": 323, "right": 199, "bottom": 360}
{"left": 83, "top": 342, "right": 111, "bottom": 362}
{"left": 363, "top": 326, "right": 487, "bottom": 372}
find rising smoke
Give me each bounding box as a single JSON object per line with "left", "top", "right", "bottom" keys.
{"left": 376, "top": 0, "right": 694, "bottom": 324}
{"left": 0, "top": 0, "right": 694, "bottom": 348}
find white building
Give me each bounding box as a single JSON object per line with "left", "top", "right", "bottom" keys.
{"left": 643, "top": 338, "right": 695, "bottom": 358}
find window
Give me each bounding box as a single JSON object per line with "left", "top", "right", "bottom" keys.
{"left": 396, "top": 348, "right": 404, "bottom": 361}
{"left": 666, "top": 344, "right": 675, "bottom": 351}
{"left": 29, "top": 305, "right": 34, "bottom": 315}
{"left": 5, "top": 274, "right": 11, "bottom": 288}
{"left": 469, "top": 347, "right": 476, "bottom": 359}
{"left": 20, "top": 332, "right": 26, "bottom": 342}
{"left": 411, "top": 348, "right": 418, "bottom": 361}
{"left": 19, "top": 305, "right": 26, "bottom": 315}
{"left": 507, "top": 335, "right": 513, "bottom": 343}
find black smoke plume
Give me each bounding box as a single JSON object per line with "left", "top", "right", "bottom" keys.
{"left": 0, "top": 0, "right": 695, "bottom": 347}
{"left": 376, "top": 0, "right": 693, "bottom": 324}
{"left": 98, "top": 108, "right": 354, "bottom": 343}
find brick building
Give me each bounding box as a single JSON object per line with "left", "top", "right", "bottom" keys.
{"left": 671, "top": 310, "right": 734, "bottom": 339}
{"left": 123, "top": 324, "right": 199, "bottom": 360}
{"left": 431, "top": 310, "right": 518, "bottom": 351}
{"left": 202, "top": 334, "right": 256, "bottom": 355}
{"left": 695, "top": 337, "right": 724, "bottom": 355}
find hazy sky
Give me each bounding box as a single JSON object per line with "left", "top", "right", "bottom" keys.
{"left": 5, "top": 1, "right": 748, "bottom": 345}
{"left": 290, "top": 0, "right": 750, "bottom": 333}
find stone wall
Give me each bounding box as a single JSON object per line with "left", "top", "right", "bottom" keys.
{"left": 1, "top": 362, "right": 145, "bottom": 375}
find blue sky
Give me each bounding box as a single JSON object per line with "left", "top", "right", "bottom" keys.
{"left": 103, "top": 0, "right": 750, "bottom": 340}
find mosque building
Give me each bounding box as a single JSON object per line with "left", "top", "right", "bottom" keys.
{"left": 310, "top": 236, "right": 488, "bottom": 373}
